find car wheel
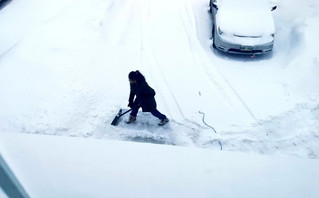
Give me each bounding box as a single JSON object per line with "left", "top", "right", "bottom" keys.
{"left": 212, "top": 27, "right": 217, "bottom": 48}
{"left": 211, "top": 26, "right": 214, "bottom": 39}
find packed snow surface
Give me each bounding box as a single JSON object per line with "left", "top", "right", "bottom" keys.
{"left": 0, "top": 0, "right": 319, "bottom": 159}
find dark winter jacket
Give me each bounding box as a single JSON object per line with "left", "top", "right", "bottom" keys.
{"left": 129, "top": 80, "right": 156, "bottom": 112}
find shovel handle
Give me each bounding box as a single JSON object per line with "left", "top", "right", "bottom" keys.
{"left": 118, "top": 109, "right": 132, "bottom": 117}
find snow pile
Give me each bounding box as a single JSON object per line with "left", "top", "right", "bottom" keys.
{"left": 0, "top": 0, "right": 318, "bottom": 159}
{"left": 1, "top": 133, "right": 319, "bottom": 198}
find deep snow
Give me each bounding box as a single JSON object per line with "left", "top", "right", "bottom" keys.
{"left": 1, "top": 132, "right": 319, "bottom": 198}
{"left": 0, "top": 0, "right": 319, "bottom": 159}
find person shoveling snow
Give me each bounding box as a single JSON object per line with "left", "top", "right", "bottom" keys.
{"left": 111, "top": 70, "right": 169, "bottom": 126}
{"left": 127, "top": 70, "right": 169, "bottom": 126}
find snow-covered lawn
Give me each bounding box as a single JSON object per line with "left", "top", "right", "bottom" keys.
{"left": 0, "top": 0, "right": 318, "bottom": 157}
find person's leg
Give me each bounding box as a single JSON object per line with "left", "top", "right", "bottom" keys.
{"left": 130, "top": 106, "right": 140, "bottom": 117}
{"left": 127, "top": 106, "right": 139, "bottom": 123}
{"left": 151, "top": 109, "right": 167, "bottom": 120}
{"left": 152, "top": 109, "right": 169, "bottom": 126}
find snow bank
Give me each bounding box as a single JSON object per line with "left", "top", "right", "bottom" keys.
{"left": 1, "top": 133, "right": 319, "bottom": 198}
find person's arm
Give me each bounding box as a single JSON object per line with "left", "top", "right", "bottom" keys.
{"left": 128, "top": 84, "right": 136, "bottom": 107}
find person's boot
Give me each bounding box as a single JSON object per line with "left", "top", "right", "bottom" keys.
{"left": 158, "top": 118, "right": 169, "bottom": 126}
{"left": 126, "top": 115, "right": 136, "bottom": 124}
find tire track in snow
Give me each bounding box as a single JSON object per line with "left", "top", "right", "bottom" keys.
{"left": 137, "top": 0, "right": 206, "bottom": 145}
{"left": 102, "top": 0, "right": 139, "bottom": 45}
{"left": 138, "top": 0, "right": 186, "bottom": 122}
{"left": 138, "top": 0, "right": 209, "bottom": 131}
{"left": 176, "top": 0, "right": 258, "bottom": 124}
{"left": 0, "top": 0, "right": 80, "bottom": 59}
{"left": 137, "top": 0, "right": 229, "bottom": 133}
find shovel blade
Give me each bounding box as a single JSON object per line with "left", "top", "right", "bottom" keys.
{"left": 111, "top": 116, "right": 120, "bottom": 126}
{"left": 111, "top": 109, "right": 123, "bottom": 126}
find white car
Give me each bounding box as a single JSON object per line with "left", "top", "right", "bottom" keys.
{"left": 209, "top": 0, "right": 277, "bottom": 55}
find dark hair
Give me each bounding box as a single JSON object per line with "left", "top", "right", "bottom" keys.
{"left": 128, "top": 70, "right": 145, "bottom": 83}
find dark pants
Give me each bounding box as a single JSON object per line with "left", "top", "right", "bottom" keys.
{"left": 131, "top": 106, "right": 166, "bottom": 120}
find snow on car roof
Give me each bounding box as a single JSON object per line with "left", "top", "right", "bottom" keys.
{"left": 216, "top": 0, "right": 275, "bottom": 36}
{"left": 218, "top": 0, "right": 270, "bottom": 11}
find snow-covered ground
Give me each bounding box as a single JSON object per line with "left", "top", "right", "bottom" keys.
{"left": 1, "top": 132, "right": 319, "bottom": 198}
{"left": 0, "top": 0, "right": 319, "bottom": 159}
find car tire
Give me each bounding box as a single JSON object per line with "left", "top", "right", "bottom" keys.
{"left": 212, "top": 27, "right": 217, "bottom": 48}
{"left": 212, "top": 40, "right": 217, "bottom": 49}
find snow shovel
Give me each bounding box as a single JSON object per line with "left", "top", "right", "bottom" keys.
{"left": 111, "top": 108, "right": 132, "bottom": 126}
